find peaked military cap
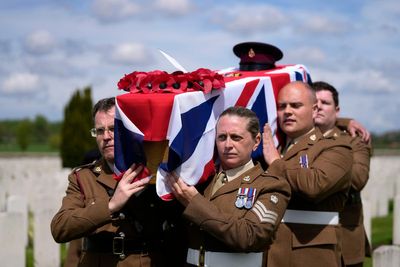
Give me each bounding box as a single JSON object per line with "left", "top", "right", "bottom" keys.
{"left": 233, "top": 42, "right": 283, "bottom": 71}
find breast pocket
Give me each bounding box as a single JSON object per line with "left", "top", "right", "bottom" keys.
{"left": 288, "top": 224, "right": 338, "bottom": 248}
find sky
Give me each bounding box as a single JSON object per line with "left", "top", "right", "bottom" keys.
{"left": 0, "top": 0, "right": 399, "bottom": 134}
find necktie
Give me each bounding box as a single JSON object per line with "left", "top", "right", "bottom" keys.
{"left": 282, "top": 140, "right": 294, "bottom": 155}
{"left": 211, "top": 171, "right": 227, "bottom": 195}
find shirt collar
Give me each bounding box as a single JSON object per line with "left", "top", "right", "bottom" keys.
{"left": 290, "top": 127, "right": 315, "bottom": 145}
{"left": 222, "top": 160, "right": 254, "bottom": 182}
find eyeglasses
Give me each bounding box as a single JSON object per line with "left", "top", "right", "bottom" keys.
{"left": 90, "top": 126, "right": 114, "bottom": 137}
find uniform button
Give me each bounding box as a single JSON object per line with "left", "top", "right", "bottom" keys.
{"left": 119, "top": 213, "right": 126, "bottom": 220}
{"left": 149, "top": 203, "right": 155, "bottom": 208}
{"left": 91, "top": 201, "right": 95, "bottom": 205}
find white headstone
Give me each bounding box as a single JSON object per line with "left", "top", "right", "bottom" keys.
{"left": 373, "top": 245, "right": 400, "bottom": 267}
{"left": 362, "top": 198, "right": 372, "bottom": 243}
{"left": 34, "top": 208, "right": 60, "bottom": 267}
{"left": 393, "top": 196, "right": 400, "bottom": 245}
{"left": 7, "top": 195, "right": 28, "bottom": 246}
{"left": 376, "top": 184, "right": 389, "bottom": 217}
{"left": 33, "top": 193, "right": 61, "bottom": 267}
{"left": 0, "top": 212, "right": 26, "bottom": 267}
{"left": 0, "top": 186, "right": 6, "bottom": 212}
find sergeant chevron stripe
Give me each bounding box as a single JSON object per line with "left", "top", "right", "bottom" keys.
{"left": 251, "top": 201, "right": 278, "bottom": 224}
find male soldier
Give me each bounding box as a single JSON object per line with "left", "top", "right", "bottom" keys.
{"left": 51, "top": 97, "right": 185, "bottom": 267}
{"left": 262, "top": 81, "right": 353, "bottom": 267}
{"left": 63, "top": 149, "right": 101, "bottom": 267}
{"left": 312, "top": 81, "right": 372, "bottom": 267}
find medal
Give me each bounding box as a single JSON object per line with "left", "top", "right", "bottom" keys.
{"left": 299, "top": 154, "right": 309, "bottom": 168}
{"left": 245, "top": 188, "right": 256, "bottom": 209}
{"left": 235, "top": 188, "right": 248, "bottom": 208}
{"left": 235, "top": 196, "right": 244, "bottom": 208}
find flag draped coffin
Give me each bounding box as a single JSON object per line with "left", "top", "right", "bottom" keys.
{"left": 115, "top": 64, "right": 312, "bottom": 200}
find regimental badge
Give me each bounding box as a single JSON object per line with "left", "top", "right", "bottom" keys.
{"left": 224, "top": 72, "right": 242, "bottom": 78}
{"left": 248, "top": 48, "right": 255, "bottom": 58}
{"left": 243, "top": 175, "right": 251, "bottom": 182}
{"left": 270, "top": 194, "right": 279, "bottom": 204}
{"left": 94, "top": 166, "right": 102, "bottom": 173}
{"left": 245, "top": 188, "right": 256, "bottom": 209}
{"left": 299, "top": 154, "right": 309, "bottom": 168}
{"left": 235, "top": 187, "right": 248, "bottom": 208}
{"left": 310, "top": 134, "right": 316, "bottom": 141}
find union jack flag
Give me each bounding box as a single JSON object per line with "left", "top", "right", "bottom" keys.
{"left": 114, "top": 64, "right": 311, "bottom": 200}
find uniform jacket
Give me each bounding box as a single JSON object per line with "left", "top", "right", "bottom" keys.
{"left": 340, "top": 134, "right": 372, "bottom": 265}
{"left": 64, "top": 238, "right": 82, "bottom": 267}
{"left": 184, "top": 163, "right": 290, "bottom": 254}
{"left": 267, "top": 127, "right": 353, "bottom": 267}
{"left": 51, "top": 158, "right": 186, "bottom": 267}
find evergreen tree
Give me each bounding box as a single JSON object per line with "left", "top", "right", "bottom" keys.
{"left": 32, "top": 115, "right": 50, "bottom": 143}
{"left": 16, "top": 119, "right": 32, "bottom": 151}
{"left": 60, "top": 86, "right": 96, "bottom": 168}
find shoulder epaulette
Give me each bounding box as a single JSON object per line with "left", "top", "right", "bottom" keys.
{"left": 72, "top": 160, "right": 98, "bottom": 173}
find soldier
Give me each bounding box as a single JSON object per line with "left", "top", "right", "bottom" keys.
{"left": 51, "top": 97, "right": 185, "bottom": 267}
{"left": 262, "top": 81, "right": 353, "bottom": 267}
{"left": 312, "top": 81, "right": 372, "bottom": 267}
{"left": 166, "top": 106, "right": 291, "bottom": 267}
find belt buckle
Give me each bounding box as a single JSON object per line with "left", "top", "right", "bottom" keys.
{"left": 113, "top": 232, "right": 126, "bottom": 259}
{"left": 198, "top": 246, "right": 205, "bottom": 267}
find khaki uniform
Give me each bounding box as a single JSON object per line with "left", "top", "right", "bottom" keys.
{"left": 64, "top": 239, "right": 82, "bottom": 267}
{"left": 340, "top": 135, "right": 372, "bottom": 266}
{"left": 51, "top": 159, "right": 186, "bottom": 267}
{"left": 267, "top": 127, "right": 353, "bottom": 267}
{"left": 184, "top": 163, "right": 291, "bottom": 266}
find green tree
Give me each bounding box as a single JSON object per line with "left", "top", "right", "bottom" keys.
{"left": 32, "top": 115, "right": 50, "bottom": 143}
{"left": 60, "top": 86, "right": 96, "bottom": 168}
{"left": 16, "top": 119, "right": 32, "bottom": 151}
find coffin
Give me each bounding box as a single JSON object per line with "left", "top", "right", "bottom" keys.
{"left": 114, "top": 64, "right": 312, "bottom": 199}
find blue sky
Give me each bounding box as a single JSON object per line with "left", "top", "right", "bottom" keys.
{"left": 0, "top": 0, "right": 398, "bottom": 134}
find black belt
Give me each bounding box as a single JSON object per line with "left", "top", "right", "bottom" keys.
{"left": 83, "top": 232, "right": 161, "bottom": 259}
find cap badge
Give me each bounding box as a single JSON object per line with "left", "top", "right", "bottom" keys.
{"left": 248, "top": 48, "right": 255, "bottom": 58}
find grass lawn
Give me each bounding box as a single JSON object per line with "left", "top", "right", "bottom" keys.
{"left": 0, "top": 143, "right": 58, "bottom": 153}
{"left": 363, "top": 201, "right": 394, "bottom": 267}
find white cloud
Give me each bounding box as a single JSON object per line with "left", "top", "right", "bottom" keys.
{"left": 109, "top": 43, "right": 152, "bottom": 65}
{"left": 309, "top": 67, "right": 393, "bottom": 94}
{"left": 337, "top": 69, "right": 393, "bottom": 94}
{"left": 210, "top": 5, "right": 285, "bottom": 33}
{"left": 92, "top": 0, "right": 141, "bottom": 22}
{"left": 284, "top": 46, "right": 326, "bottom": 65}
{"left": 153, "top": 0, "right": 192, "bottom": 15}
{"left": 24, "top": 30, "right": 56, "bottom": 55}
{"left": 301, "top": 15, "right": 348, "bottom": 34}
{"left": 1, "top": 73, "right": 40, "bottom": 93}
